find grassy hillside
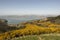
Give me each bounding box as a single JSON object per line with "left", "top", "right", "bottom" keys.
{"left": 0, "top": 19, "right": 17, "bottom": 33}
{"left": 0, "top": 15, "right": 60, "bottom": 40}
{"left": 47, "top": 15, "right": 60, "bottom": 24}
{"left": 11, "top": 34, "right": 60, "bottom": 40}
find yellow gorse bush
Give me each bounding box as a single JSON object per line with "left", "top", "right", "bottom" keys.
{"left": 0, "top": 21, "right": 60, "bottom": 40}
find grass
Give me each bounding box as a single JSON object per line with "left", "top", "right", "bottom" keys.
{"left": 40, "top": 36, "right": 60, "bottom": 40}
{"left": 11, "top": 34, "right": 60, "bottom": 40}
{"left": 11, "top": 35, "right": 39, "bottom": 40}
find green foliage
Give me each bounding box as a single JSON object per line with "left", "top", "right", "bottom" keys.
{"left": 11, "top": 34, "right": 60, "bottom": 40}
{"left": 11, "top": 35, "right": 39, "bottom": 40}
{"left": 47, "top": 15, "right": 60, "bottom": 24}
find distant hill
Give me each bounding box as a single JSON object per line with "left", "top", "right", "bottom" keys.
{"left": 0, "top": 15, "right": 46, "bottom": 24}
{"left": 0, "top": 19, "right": 17, "bottom": 33}
{"left": 47, "top": 15, "right": 60, "bottom": 24}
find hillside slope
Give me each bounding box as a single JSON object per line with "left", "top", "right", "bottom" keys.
{"left": 0, "top": 15, "right": 60, "bottom": 40}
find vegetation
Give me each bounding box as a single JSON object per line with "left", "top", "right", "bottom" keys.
{"left": 0, "top": 19, "right": 18, "bottom": 33}
{"left": 47, "top": 15, "right": 60, "bottom": 24}
{"left": 11, "top": 35, "right": 39, "bottom": 40}
{"left": 11, "top": 34, "right": 60, "bottom": 40}
{"left": 0, "top": 15, "right": 60, "bottom": 40}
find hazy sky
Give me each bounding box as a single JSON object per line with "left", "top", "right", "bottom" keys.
{"left": 0, "top": 0, "right": 60, "bottom": 15}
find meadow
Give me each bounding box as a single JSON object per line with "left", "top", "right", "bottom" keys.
{"left": 11, "top": 34, "right": 60, "bottom": 40}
